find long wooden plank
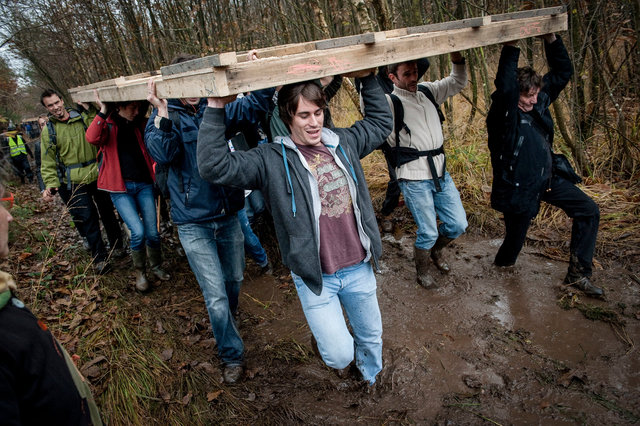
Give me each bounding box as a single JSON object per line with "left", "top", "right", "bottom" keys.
{"left": 69, "top": 10, "right": 567, "bottom": 102}
{"left": 165, "top": 13, "right": 568, "bottom": 98}
{"left": 491, "top": 6, "right": 566, "bottom": 22}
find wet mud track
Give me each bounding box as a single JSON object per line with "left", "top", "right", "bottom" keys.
{"left": 238, "top": 234, "right": 640, "bottom": 424}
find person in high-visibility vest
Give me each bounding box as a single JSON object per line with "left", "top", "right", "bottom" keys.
{"left": 5, "top": 129, "right": 34, "bottom": 184}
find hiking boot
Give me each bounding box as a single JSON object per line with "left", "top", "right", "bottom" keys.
{"left": 147, "top": 246, "right": 170, "bottom": 281}
{"left": 112, "top": 246, "right": 128, "bottom": 259}
{"left": 94, "top": 260, "right": 111, "bottom": 275}
{"left": 223, "top": 364, "right": 244, "bottom": 384}
{"left": 260, "top": 260, "right": 273, "bottom": 275}
{"left": 131, "top": 249, "right": 149, "bottom": 292}
{"left": 565, "top": 276, "right": 604, "bottom": 297}
{"left": 564, "top": 254, "right": 604, "bottom": 297}
{"left": 381, "top": 218, "right": 394, "bottom": 233}
{"left": 414, "top": 246, "right": 436, "bottom": 289}
{"left": 431, "top": 235, "right": 453, "bottom": 273}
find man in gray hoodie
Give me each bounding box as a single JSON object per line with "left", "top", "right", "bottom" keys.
{"left": 196, "top": 71, "right": 392, "bottom": 386}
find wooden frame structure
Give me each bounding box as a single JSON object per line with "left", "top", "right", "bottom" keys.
{"left": 69, "top": 6, "right": 567, "bottom": 102}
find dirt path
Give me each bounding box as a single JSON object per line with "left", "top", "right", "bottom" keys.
{"left": 5, "top": 183, "right": 639, "bottom": 424}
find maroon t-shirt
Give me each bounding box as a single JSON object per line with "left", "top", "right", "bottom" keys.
{"left": 297, "top": 143, "right": 366, "bottom": 274}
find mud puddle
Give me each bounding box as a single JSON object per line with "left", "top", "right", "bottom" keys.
{"left": 238, "top": 234, "right": 640, "bottom": 424}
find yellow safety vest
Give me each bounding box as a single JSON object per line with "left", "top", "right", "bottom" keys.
{"left": 8, "top": 135, "right": 27, "bottom": 157}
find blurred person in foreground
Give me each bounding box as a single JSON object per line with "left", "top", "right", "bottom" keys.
{"left": 0, "top": 182, "right": 103, "bottom": 425}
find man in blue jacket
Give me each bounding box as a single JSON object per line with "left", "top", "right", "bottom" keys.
{"left": 196, "top": 70, "right": 392, "bottom": 387}
{"left": 487, "top": 34, "right": 602, "bottom": 297}
{"left": 145, "top": 56, "right": 274, "bottom": 383}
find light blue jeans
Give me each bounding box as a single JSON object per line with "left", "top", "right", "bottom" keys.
{"left": 399, "top": 172, "right": 467, "bottom": 250}
{"left": 177, "top": 215, "right": 245, "bottom": 366}
{"left": 110, "top": 181, "right": 160, "bottom": 251}
{"left": 238, "top": 208, "right": 268, "bottom": 267}
{"left": 292, "top": 261, "right": 383, "bottom": 384}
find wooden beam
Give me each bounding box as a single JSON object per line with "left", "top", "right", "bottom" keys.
{"left": 160, "top": 52, "right": 237, "bottom": 76}
{"left": 315, "top": 32, "right": 384, "bottom": 50}
{"left": 491, "top": 5, "right": 566, "bottom": 22}
{"left": 69, "top": 8, "right": 568, "bottom": 102}
{"left": 406, "top": 16, "right": 489, "bottom": 35}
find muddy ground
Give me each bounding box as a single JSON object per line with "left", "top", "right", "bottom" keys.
{"left": 5, "top": 183, "right": 640, "bottom": 425}
{"left": 234, "top": 233, "right": 640, "bottom": 424}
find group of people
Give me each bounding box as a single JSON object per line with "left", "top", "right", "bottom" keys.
{"left": 1, "top": 32, "right": 603, "bottom": 421}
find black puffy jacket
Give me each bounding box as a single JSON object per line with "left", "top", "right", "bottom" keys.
{"left": 487, "top": 37, "right": 573, "bottom": 216}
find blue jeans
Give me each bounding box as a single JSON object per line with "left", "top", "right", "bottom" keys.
{"left": 177, "top": 215, "right": 245, "bottom": 366}
{"left": 238, "top": 208, "right": 268, "bottom": 267}
{"left": 245, "top": 190, "right": 265, "bottom": 222}
{"left": 399, "top": 172, "right": 467, "bottom": 250}
{"left": 110, "top": 181, "right": 160, "bottom": 251}
{"left": 292, "top": 261, "right": 383, "bottom": 384}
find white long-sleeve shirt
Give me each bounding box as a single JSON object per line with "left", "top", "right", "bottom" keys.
{"left": 386, "top": 62, "right": 467, "bottom": 181}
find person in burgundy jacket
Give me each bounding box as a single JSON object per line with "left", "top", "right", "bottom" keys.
{"left": 86, "top": 90, "right": 169, "bottom": 291}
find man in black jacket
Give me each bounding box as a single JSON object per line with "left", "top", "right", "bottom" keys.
{"left": 487, "top": 33, "right": 603, "bottom": 297}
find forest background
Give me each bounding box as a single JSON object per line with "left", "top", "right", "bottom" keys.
{"left": 0, "top": 0, "right": 638, "bottom": 423}
{"left": 0, "top": 0, "right": 638, "bottom": 181}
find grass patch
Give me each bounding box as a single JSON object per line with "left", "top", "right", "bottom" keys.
{"left": 262, "top": 338, "right": 312, "bottom": 365}
{"left": 558, "top": 295, "right": 633, "bottom": 348}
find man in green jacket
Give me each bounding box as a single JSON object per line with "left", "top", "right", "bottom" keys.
{"left": 40, "top": 89, "right": 123, "bottom": 273}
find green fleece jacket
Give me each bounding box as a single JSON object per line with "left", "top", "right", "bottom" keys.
{"left": 41, "top": 108, "right": 98, "bottom": 189}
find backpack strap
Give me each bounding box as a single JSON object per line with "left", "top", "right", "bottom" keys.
{"left": 417, "top": 85, "right": 445, "bottom": 124}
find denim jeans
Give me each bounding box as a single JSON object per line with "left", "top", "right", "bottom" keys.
{"left": 58, "top": 181, "right": 123, "bottom": 262}
{"left": 245, "top": 190, "right": 265, "bottom": 223}
{"left": 237, "top": 208, "right": 268, "bottom": 267}
{"left": 399, "top": 172, "right": 467, "bottom": 250}
{"left": 292, "top": 261, "right": 383, "bottom": 384}
{"left": 177, "top": 215, "right": 245, "bottom": 366}
{"left": 110, "top": 181, "right": 160, "bottom": 251}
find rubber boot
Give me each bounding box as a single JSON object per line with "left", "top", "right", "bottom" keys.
{"left": 414, "top": 246, "right": 436, "bottom": 289}
{"left": 431, "top": 235, "right": 453, "bottom": 273}
{"left": 131, "top": 249, "right": 149, "bottom": 292}
{"left": 147, "top": 246, "right": 170, "bottom": 281}
{"left": 564, "top": 254, "right": 604, "bottom": 297}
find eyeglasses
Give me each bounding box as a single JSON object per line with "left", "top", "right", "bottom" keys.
{"left": 1, "top": 192, "right": 14, "bottom": 209}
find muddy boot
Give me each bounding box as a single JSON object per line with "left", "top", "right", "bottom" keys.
{"left": 147, "top": 246, "right": 170, "bottom": 281}
{"left": 564, "top": 254, "right": 604, "bottom": 297}
{"left": 381, "top": 216, "right": 394, "bottom": 233}
{"left": 414, "top": 246, "right": 436, "bottom": 289}
{"left": 131, "top": 249, "right": 149, "bottom": 292}
{"left": 431, "top": 235, "right": 453, "bottom": 273}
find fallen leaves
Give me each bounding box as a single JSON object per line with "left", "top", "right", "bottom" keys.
{"left": 207, "top": 390, "right": 223, "bottom": 402}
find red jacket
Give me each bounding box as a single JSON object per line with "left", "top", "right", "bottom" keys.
{"left": 86, "top": 113, "right": 155, "bottom": 192}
